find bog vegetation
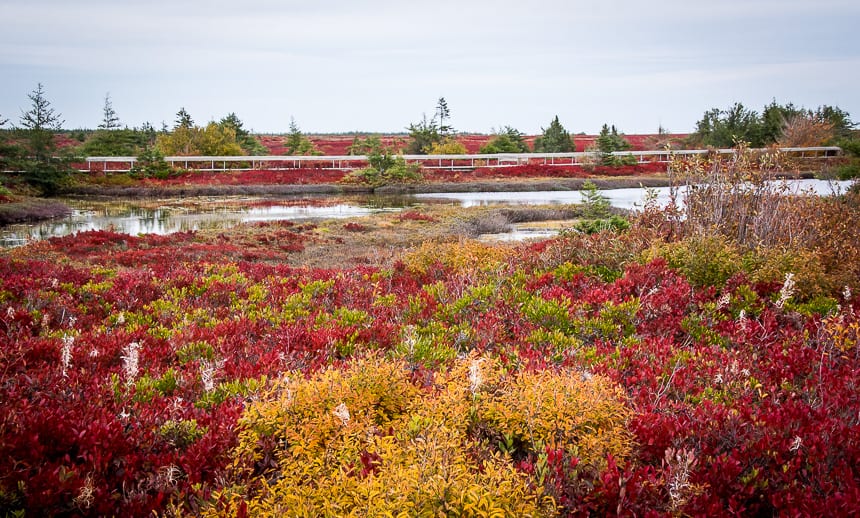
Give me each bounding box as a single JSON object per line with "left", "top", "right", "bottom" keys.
{"left": 1, "top": 144, "right": 860, "bottom": 515}
{"left": 2, "top": 86, "right": 858, "bottom": 195}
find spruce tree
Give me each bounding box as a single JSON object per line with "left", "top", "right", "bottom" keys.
{"left": 17, "top": 83, "right": 70, "bottom": 195}
{"left": 533, "top": 116, "right": 574, "bottom": 153}
{"left": 174, "top": 107, "right": 193, "bottom": 130}
{"left": 98, "top": 93, "right": 121, "bottom": 130}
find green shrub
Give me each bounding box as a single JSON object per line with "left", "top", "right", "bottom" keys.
{"left": 480, "top": 127, "right": 530, "bottom": 153}
{"left": 132, "top": 147, "right": 172, "bottom": 179}
{"left": 158, "top": 419, "right": 207, "bottom": 448}
{"left": 647, "top": 234, "right": 743, "bottom": 288}
{"left": 573, "top": 215, "right": 631, "bottom": 235}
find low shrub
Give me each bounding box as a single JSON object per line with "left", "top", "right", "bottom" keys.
{"left": 209, "top": 355, "right": 630, "bottom": 517}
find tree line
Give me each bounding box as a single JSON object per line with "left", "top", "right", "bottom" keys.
{"left": 1, "top": 85, "right": 857, "bottom": 195}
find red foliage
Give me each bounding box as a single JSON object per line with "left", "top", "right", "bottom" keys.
{"left": 255, "top": 133, "right": 689, "bottom": 156}
{"left": 398, "top": 211, "right": 438, "bottom": 222}
{"left": 343, "top": 222, "right": 368, "bottom": 232}
{"left": 2, "top": 232, "right": 859, "bottom": 515}
{"left": 142, "top": 168, "right": 348, "bottom": 186}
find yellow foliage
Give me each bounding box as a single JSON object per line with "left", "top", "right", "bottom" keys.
{"left": 156, "top": 122, "right": 244, "bottom": 156}
{"left": 402, "top": 239, "right": 513, "bottom": 276}
{"left": 823, "top": 313, "right": 860, "bottom": 353}
{"left": 480, "top": 369, "right": 632, "bottom": 468}
{"left": 428, "top": 138, "right": 468, "bottom": 155}
{"left": 743, "top": 246, "right": 830, "bottom": 300}
{"left": 207, "top": 355, "right": 633, "bottom": 517}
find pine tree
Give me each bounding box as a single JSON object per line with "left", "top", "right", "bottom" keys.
{"left": 19, "top": 83, "right": 64, "bottom": 132}
{"left": 17, "top": 83, "right": 70, "bottom": 195}
{"left": 596, "top": 124, "right": 633, "bottom": 166}
{"left": 406, "top": 114, "right": 441, "bottom": 154}
{"left": 174, "top": 107, "right": 193, "bottom": 130}
{"left": 98, "top": 93, "right": 121, "bottom": 130}
{"left": 533, "top": 116, "right": 574, "bottom": 153}
{"left": 479, "top": 126, "right": 529, "bottom": 153}
{"left": 436, "top": 97, "right": 452, "bottom": 136}
{"left": 285, "top": 117, "right": 316, "bottom": 155}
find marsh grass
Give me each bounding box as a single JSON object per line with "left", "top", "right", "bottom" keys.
{"left": 455, "top": 207, "right": 581, "bottom": 237}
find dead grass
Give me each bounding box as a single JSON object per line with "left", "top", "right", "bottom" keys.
{"left": 249, "top": 204, "right": 583, "bottom": 269}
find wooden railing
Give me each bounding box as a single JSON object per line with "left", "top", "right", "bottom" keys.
{"left": 76, "top": 146, "right": 843, "bottom": 173}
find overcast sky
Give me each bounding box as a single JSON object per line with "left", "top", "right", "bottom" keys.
{"left": 1, "top": 0, "right": 858, "bottom": 134}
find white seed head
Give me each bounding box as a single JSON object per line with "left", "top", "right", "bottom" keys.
{"left": 60, "top": 335, "right": 74, "bottom": 377}
{"left": 775, "top": 273, "right": 796, "bottom": 309}
{"left": 468, "top": 358, "right": 483, "bottom": 394}
{"left": 122, "top": 342, "right": 141, "bottom": 386}
{"left": 333, "top": 402, "right": 350, "bottom": 426}
{"left": 199, "top": 359, "right": 223, "bottom": 393}
{"left": 790, "top": 435, "right": 803, "bottom": 452}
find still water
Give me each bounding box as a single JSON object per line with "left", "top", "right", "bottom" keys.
{"left": 415, "top": 179, "right": 852, "bottom": 210}
{"left": 1, "top": 180, "right": 852, "bottom": 247}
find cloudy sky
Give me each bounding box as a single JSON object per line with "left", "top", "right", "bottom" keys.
{"left": 1, "top": 0, "right": 858, "bottom": 135}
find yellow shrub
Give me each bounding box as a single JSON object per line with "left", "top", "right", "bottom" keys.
{"left": 480, "top": 369, "right": 632, "bottom": 468}
{"left": 402, "top": 239, "right": 512, "bottom": 276}
{"left": 208, "top": 355, "right": 632, "bottom": 517}
{"left": 743, "top": 246, "right": 830, "bottom": 300}
{"left": 427, "top": 138, "right": 468, "bottom": 155}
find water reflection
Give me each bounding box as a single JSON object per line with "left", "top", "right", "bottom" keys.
{"left": 1, "top": 180, "right": 853, "bottom": 247}
{"left": 0, "top": 197, "right": 403, "bottom": 247}
{"left": 415, "top": 179, "right": 852, "bottom": 210}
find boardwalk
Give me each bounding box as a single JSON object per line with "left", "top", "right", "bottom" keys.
{"left": 78, "top": 146, "right": 843, "bottom": 173}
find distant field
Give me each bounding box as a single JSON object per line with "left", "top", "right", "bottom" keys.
{"left": 260, "top": 133, "right": 690, "bottom": 155}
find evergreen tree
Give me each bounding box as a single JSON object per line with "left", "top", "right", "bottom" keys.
{"left": 174, "top": 107, "right": 193, "bottom": 130}
{"left": 760, "top": 100, "right": 804, "bottom": 145}
{"left": 19, "top": 83, "right": 64, "bottom": 132}
{"left": 580, "top": 180, "right": 611, "bottom": 219}
{"left": 140, "top": 122, "right": 157, "bottom": 145}
{"left": 406, "top": 114, "right": 441, "bottom": 155}
{"left": 533, "top": 116, "right": 574, "bottom": 153}
{"left": 595, "top": 124, "right": 634, "bottom": 166}
{"left": 219, "top": 112, "right": 266, "bottom": 155}
{"left": 16, "top": 83, "right": 71, "bottom": 195}
{"left": 219, "top": 113, "right": 247, "bottom": 138}
{"left": 596, "top": 124, "right": 631, "bottom": 153}
{"left": 479, "top": 126, "right": 529, "bottom": 153}
{"left": 285, "top": 117, "right": 316, "bottom": 155}
{"left": 98, "top": 93, "right": 121, "bottom": 130}
{"left": 692, "top": 102, "right": 763, "bottom": 147}
{"left": 436, "top": 97, "right": 452, "bottom": 136}
{"left": 816, "top": 105, "right": 855, "bottom": 139}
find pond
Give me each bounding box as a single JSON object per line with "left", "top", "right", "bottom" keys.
{"left": 415, "top": 179, "right": 853, "bottom": 210}
{"left": 0, "top": 196, "right": 407, "bottom": 247}
{"left": 1, "top": 179, "right": 852, "bottom": 247}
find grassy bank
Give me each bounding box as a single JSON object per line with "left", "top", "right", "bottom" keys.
{"left": 0, "top": 197, "right": 71, "bottom": 225}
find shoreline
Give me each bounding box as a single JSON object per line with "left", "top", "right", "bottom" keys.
{"left": 0, "top": 198, "right": 73, "bottom": 225}
{"left": 57, "top": 175, "right": 675, "bottom": 199}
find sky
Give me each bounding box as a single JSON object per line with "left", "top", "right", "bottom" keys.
{"left": 1, "top": 0, "right": 859, "bottom": 135}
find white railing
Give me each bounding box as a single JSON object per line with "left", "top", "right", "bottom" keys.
{"left": 77, "top": 146, "right": 843, "bottom": 173}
